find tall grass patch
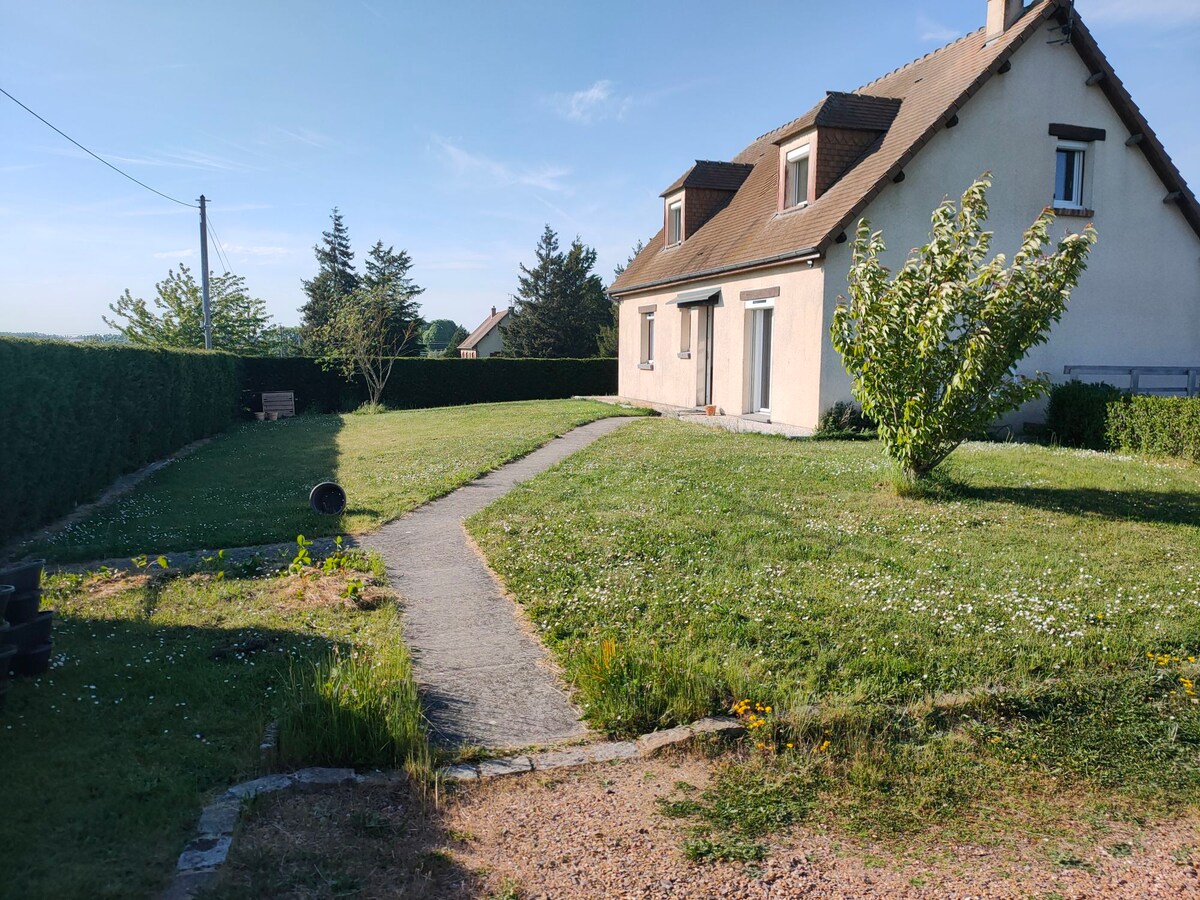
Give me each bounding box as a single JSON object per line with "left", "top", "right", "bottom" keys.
{"left": 278, "top": 633, "right": 431, "bottom": 777}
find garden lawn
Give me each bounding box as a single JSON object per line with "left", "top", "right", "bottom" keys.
{"left": 0, "top": 561, "right": 420, "bottom": 899}
{"left": 29, "top": 399, "right": 645, "bottom": 563}
{"left": 469, "top": 418, "right": 1200, "bottom": 844}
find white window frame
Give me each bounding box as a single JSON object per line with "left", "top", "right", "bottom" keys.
{"left": 640, "top": 310, "right": 655, "bottom": 367}
{"left": 667, "top": 200, "right": 682, "bottom": 245}
{"left": 1054, "top": 140, "right": 1087, "bottom": 210}
{"left": 785, "top": 144, "right": 810, "bottom": 209}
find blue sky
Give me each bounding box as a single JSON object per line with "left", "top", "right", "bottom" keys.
{"left": 1, "top": 0, "right": 1196, "bottom": 336}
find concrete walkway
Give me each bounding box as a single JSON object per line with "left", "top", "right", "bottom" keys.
{"left": 362, "top": 416, "right": 640, "bottom": 750}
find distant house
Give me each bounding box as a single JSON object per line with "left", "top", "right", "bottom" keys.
{"left": 458, "top": 306, "right": 510, "bottom": 359}
{"left": 609, "top": 0, "right": 1200, "bottom": 431}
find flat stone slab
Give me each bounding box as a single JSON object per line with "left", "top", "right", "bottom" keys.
{"left": 363, "top": 416, "right": 642, "bottom": 749}
{"left": 176, "top": 835, "right": 232, "bottom": 872}
{"left": 478, "top": 755, "right": 533, "bottom": 777}
{"left": 226, "top": 773, "right": 293, "bottom": 800}
{"left": 196, "top": 797, "right": 241, "bottom": 836}
{"left": 293, "top": 766, "right": 357, "bottom": 786}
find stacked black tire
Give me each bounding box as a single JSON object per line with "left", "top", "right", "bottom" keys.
{"left": 0, "top": 560, "right": 51, "bottom": 708}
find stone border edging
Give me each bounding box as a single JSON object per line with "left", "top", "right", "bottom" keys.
{"left": 161, "top": 716, "right": 744, "bottom": 899}
{"left": 438, "top": 715, "right": 744, "bottom": 781}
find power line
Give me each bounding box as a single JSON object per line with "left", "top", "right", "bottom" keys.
{"left": 0, "top": 85, "right": 198, "bottom": 209}
{"left": 205, "top": 215, "right": 232, "bottom": 274}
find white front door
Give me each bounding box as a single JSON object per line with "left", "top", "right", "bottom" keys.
{"left": 749, "top": 308, "right": 773, "bottom": 413}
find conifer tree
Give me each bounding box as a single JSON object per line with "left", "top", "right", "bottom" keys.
{"left": 361, "top": 241, "right": 425, "bottom": 353}
{"left": 502, "top": 225, "right": 613, "bottom": 358}
{"left": 300, "top": 208, "right": 358, "bottom": 350}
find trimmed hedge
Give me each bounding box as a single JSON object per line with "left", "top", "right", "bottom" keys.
{"left": 239, "top": 357, "right": 617, "bottom": 413}
{"left": 1, "top": 339, "right": 618, "bottom": 547}
{"left": 1045, "top": 380, "right": 1127, "bottom": 450}
{"left": 1107, "top": 395, "right": 1200, "bottom": 461}
{"left": 0, "top": 338, "right": 239, "bottom": 546}
{"left": 1046, "top": 380, "right": 1200, "bottom": 461}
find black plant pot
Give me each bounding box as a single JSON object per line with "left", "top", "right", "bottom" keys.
{"left": 5, "top": 590, "right": 40, "bottom": 625}
{"left": 309, "top": 482, "right": 347, "bottom": 515}
{"left": 14, "top": 642, "right": 51, "bottom": 677}
{"left": 0, "top": 643, "right": 15, "bottom": 679}
{"left": 0, "top": 560, "right": 45, "bottom": 594}
{"left": 9, "top": 611, "right": 52, "bottom": 650}
{"left": 0, "top": 584, "right": 12, "bottom": 622}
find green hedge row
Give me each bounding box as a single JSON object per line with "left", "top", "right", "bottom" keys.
{"left": 239, "top": 357, "right": 617, "bottom": 413}
{"left": 1046, "top": 380, "right": 1200, "bottom": 461}
{"left": 0, "top": 339, "right": 617, "bottom": 547}
{"left": 1107, "top": 395, "right": 1200, "bottom": 461}
{"left": 1045, "top": 381, "right": 1127, "bottom": 450}
{"left": 0, "top": 338, "right": 240, "bottom": 547}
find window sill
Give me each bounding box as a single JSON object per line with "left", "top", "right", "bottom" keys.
{"left": 775, "top": 201, "right": 810, "bottom": 219}
{"left": 638, "top": 362, "right": 654, "bottom": 370}
{"left": 1053, "top": 206, "right": 1094, "bottom": 217}
{"left": 677, "top": 351, "right": 691, "bottom": 359}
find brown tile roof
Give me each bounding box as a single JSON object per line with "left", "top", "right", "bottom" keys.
{"left": 610, "top": 0, "right": 1200, "bottom": 297}
{"left": 458, "top": 307, "right": 509, "bottom": 351}
{"left": 772, "top": 92, "right": 903, "bottom": 144}
{"left": 661, "top": 160, "right": 755, "bottom": 197}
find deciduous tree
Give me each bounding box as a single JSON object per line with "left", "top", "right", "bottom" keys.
{"left": 105, "top": 265, "right": 271, "bottom": 353}
{"left": 830, "top": 176, "right": 1096, "bottom": 487}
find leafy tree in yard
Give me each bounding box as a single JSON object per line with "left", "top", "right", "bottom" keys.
{"left": 300, "top": 208, "right": 358, "bottom": 351}
{"left": 502, "top": 225, "right": 613, "bottom": 358}
{"left": 830, "top": 175, "right": 1096, "bottom": 487}
{"left": 319, "top": 282, "right": 420, "bottom": 407}
{"left": 361, "top": 241, "right": 425, "bottom": 354}
{"left": 421, "top": 319, "right": 461, "bottom": 355}
{"left": 597, "top": 239, "right": 645, "bottom": 357}
{"left": 105, "top": 264, "right": 271, "bottom": 353}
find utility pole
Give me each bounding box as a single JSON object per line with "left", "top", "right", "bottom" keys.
{"left": 199, "top": 194, "right": 212, "bottom": 349}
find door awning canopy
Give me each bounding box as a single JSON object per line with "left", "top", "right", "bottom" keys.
{"left": 668, "top": 288, "right": 720, "bottom": 308}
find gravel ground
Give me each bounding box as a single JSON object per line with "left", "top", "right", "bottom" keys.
{"left": 216, "top": 751, "right": 1200, "bottom": 899}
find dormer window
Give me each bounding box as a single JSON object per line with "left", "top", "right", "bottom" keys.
{"left": 785, "top": 144, "right": 811, "bottom": 209}
{"left": 667, "top": 200, "right": 683, "bottom": 245}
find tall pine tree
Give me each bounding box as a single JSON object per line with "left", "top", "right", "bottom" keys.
{"left": 361, "top": 241, "right": 425, "bottom": 354}
{"left": 300, "top": 208, "right": 358, "bottom": 351}
{"left": 502, "top": 225, "right": 613, "bottom": 358}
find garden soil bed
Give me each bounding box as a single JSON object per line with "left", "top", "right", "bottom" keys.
{"left": 215, "top": 751, "right": 1200, "bottom": 899}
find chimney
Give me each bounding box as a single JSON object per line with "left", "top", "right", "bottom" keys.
{"left": 986, "top": 0, "right": 1023, "bottom": 39}
{"left": 491, "top": 306, "right": 497, "bottom": 316}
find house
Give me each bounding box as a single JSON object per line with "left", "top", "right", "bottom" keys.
{"left": 609, "top": 0, "right": 1200, "bottom": 431}
{"left": 458, "top": 306, "right": 510, "bottom": 359}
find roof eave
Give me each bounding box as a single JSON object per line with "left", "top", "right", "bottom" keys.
{"left": 814, "top": 3, "right": 1058, "bottom": 256}
{"left": 610, "top": 247, "right": 823, "bottom": 299}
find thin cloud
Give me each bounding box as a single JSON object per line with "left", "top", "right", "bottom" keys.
{"left": 1082, "top": 0, "right": 1200, "bottom": 24}
{"left": 269, "top": 126, "right": 336, "bottom": 149}
{"left": 917, "top": 14, "right": 960, "bottom": 43}
{"left": 432, "top": 136, "right": 570, "bottom": 193}
{"left": 552, "top": 79, "right": 634, "bottom": 124}
{"left": 152, "top": 248, "right": 195, "bottom": 259}
{"left": 220, "top": 244, "right": 292, "bottom": 258}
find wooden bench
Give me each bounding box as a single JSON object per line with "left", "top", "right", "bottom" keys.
{"left": 1063, "top": 366, "right": 1200, "bottom": 397}
{"left": 261, "top": 391, "right": 296, "bottom": 418}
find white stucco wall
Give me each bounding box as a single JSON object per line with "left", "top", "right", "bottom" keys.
{"left": 820, "top": 20, "right": 1200, "bottom": 420}
{"left": 617, "top": 263, "right": 827, "bottom": 425}
{"left": 472, "top": 323, "right": 505, "bottom": 359}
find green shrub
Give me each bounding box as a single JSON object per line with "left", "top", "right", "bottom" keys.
{"left": 1106, "top": 395, "right": 1200, "bottom": 461}
{"left": 1045, "top": 380, "right": 1126, "bottom": 450}
{"left": 814, "top": 401, "right": 877, "bottom": 439}
{"left": 0, "top": 337, "right": 239, "bottom": 546}
{"left": 278, "top": 638, "right": 431, "bottom": 776}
